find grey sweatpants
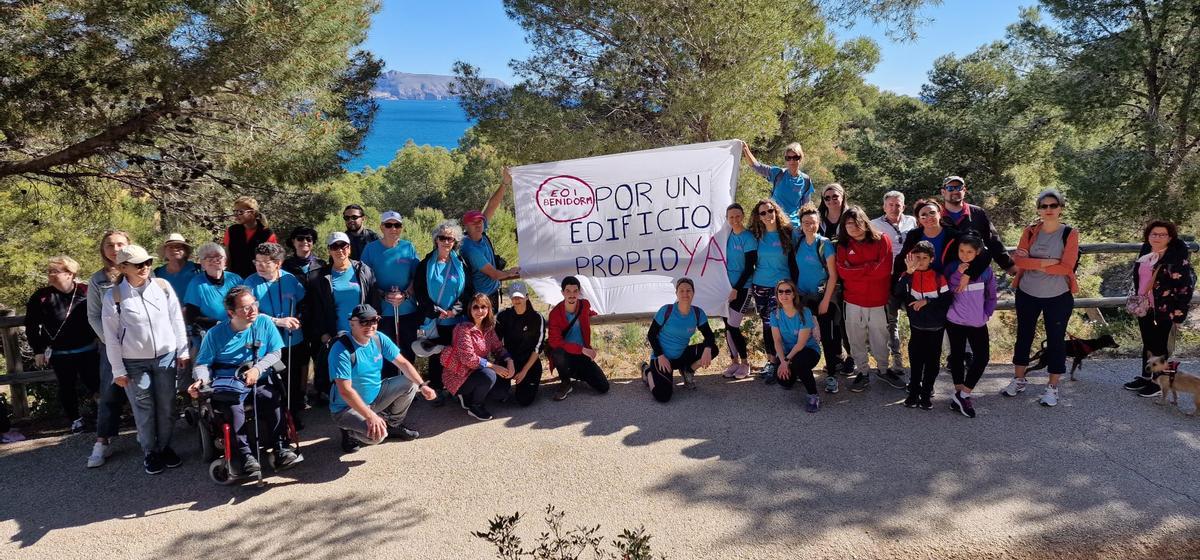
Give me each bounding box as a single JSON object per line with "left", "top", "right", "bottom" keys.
{"left": 121, "top": 352, "right": 178, "bottom": 455}
{"left": 331, "top": 376, "right": 417, "bottom": 445}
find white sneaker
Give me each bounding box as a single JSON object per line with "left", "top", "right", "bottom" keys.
{"left": 86, "top": 441, "right": 111, "bottom": 468}
{"left": 1039, "top": 386, "right": 1059, "bottom": 407}
{"left": 1001, "top": 378, "right": 1027, "bottom": 397}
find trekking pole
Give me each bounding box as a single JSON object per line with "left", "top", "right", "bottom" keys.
{"left": 250, "top": 341, "right": 265, "bottom": 487}
{"left": 286, "top": 297, "right": 299, "bottom": 452}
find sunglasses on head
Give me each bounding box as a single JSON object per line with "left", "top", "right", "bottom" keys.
{"left": 382, "top": 222, "right": 403, "bottom": 229}
{"left": 343, "top": 214, "right": 364, "bottom": 221}
{"left": 784, "top": 155, "right": 802, "bottom": 161}
{"left": 1038, "top": 202, "right": 1061, "bottom": 210}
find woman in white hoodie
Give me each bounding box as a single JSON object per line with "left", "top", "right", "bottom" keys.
{"left": 101, "top": 245, "right": 190, "bottom": 475}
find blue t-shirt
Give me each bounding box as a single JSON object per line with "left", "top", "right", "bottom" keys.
{"left": 184, "top": 271, "right": 244, "bottom": 322}
{"left": 328, "top": 333, "right": 401, "bottom": 413}
{"left": 426, "top": 257, "right": 467, "bottom": 326}
{"left": 563, "top": 311, "right": 584, "bottom": 346}
{"left": 361, "top": 239, "right": 419, "bottom": 316}
{"left": 651, "top": 304, "right": 708, "bottom": 360}
{"left": 768, "top": 167, "right": 814, "bottom": 223}
{"left": 330, "top": 268, "right": 362, "bottom": 335}
{"left": 770, "top": 306, "right": 820, "bottom": 354}
{"left": 243, "top": 271, "right": 306, "bottom": 347}
{"left": 461, "top": 232, "right": 499, "bottom": 296}
{"left": 792, "top": 233, "right": 834, "bottom": 295}
{"left": 946, "top": 208, "right": 965, "bottom": 223}
{"left": 195, "top": 314, "right": 284, "bottom": 395}
{"left": 154, "top": 263, "right": 200, "bottom": 302}
{"left": 725, "top": 230, "right": 758, "bottom": 287}
{"left": 752, "top": 231, "right": 790, "bottom": 287}
{"left": 922, "top": 229, "right": 948, "bottom": 272}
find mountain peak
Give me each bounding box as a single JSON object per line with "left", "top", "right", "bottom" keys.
{"left": 371, "top": 70, "right": 507, "bottom": 101}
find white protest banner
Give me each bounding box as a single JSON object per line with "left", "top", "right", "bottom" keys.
{"left": 511, "top": 140, "right": 739, "bottom": 317}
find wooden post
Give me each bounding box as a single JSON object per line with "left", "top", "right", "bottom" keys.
{"left": 0, "top": 309, "right": 28, "bottom": 418}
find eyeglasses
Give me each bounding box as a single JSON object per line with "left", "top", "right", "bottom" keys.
{"left": 47, "top": 269, "right": 70, "bottom": 275}
{"left": 757, "top": 209, "right": 775, "bottom": 216}
{"left": 436, "top": 236, "right": 455, "bottom": 243}
{"left": 943, "top": 184, "right": 964, "bottom": 192}
{"left": 233, "top": 209, "right": 254, "bottom": 216}
{"left": 293, "top": 236, "right": 314, "bottom": 243}
{"left": 1038, "top": 203, "right": 1061, "bottom": 210}
{"left": 471, "top": 305, "right": 489, "bottom": 311}
{"left": 343, "top": 214, "right": 364, "bottom": 221}
{"left": 202, "top": 255, "right": 225, "bottom": 262}
{"left": 382, "top": 222, "right": 403, "bottom": 229}
{"left": 776, "top": 289, "right": 794, "bottom": 294}
{"left": 329, "top": 243, "right": 350, "bottom": 251}
{"left": 784, "top": 155, "right": 802, "bottom": 162}
{"left": 1148, "top": 232, "right": 1171, "bottom": 238}
{"left": 233, "top": 302, "right": 258, "bottom": 313}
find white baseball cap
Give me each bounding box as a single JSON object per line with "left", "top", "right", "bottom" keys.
{"left": 380, "top": 211, "right": 403, "bottom": 224}
{"left": 326, "top": 231, "right": 351, "bottom": 246}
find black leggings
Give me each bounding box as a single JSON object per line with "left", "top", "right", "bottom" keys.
{"left": 776, "top": 347, "right": 820, "bottom": 395}
{"left": 947, "top": 323, "right": 988, "bottom": 390}
{"left": 1012, "top": 291, "right": 1073, "bottom": 374}
{"left": 424, "top": 324, "right": 457, "bottom": 391}
{"left": 648, "top": 344, "right": 719, "bottom": 403}
{"left": 907, "top": 327, "right": 944, "bottom": 397}
{"left": 493, "top": 355, "right": 544, "bottom": 406}
{"left": 550, "top": 348, "right": 610, "bottom": 393}
{"left": 803, "top": 293, "right": 848, "bottom": 371}
{"left": 379, "top": 312, "right": 422, "bottom": 377}
{"left": 277, "top": 343, "right": 309, "bottom": 422}
{"left": 1138, "top": 315, "right": 1173, "bottom": 378}
{"left": 49, "top": 349, "right": 101, "bottom": 420}
{"left": 751, "top": 285, "right": 778, "bottom": 358}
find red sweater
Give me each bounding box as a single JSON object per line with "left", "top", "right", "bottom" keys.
{"left": 546, "top": 298, "right": 596, "bottom": 354}
{"left": 440, "top": 322, "right": 510, "bottom": 394}
{"left": 836, "top": 235, "right": 893, "bottom": 307}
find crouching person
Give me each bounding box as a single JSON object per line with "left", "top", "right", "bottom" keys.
{"left": 546, "top": 276, "right": 610, "bottom": 401}
{"left": 189, "top": 287, "right": 298, "bottom": 476}
{"left": 329, "top": 304, "right": 437, "bottom": 453}
{"left": 642, "top": 278, "right": 720, "bottom": 403}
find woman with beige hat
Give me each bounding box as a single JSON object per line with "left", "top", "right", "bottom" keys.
{"left": 154, "top": 233, "right": 200, "bottom": 305}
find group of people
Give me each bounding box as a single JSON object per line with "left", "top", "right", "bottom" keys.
{"left": 13, "top": 142, "right": 1196, "bottom": 474}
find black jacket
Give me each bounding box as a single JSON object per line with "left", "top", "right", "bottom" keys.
{"left": 893, "top": 270, "right": 952, "bottom": 331}
{"left": 942, "top": 204, "right": 1014, "bottom": 271}
{"left": 412, "top": 250, "right": 475, "bottom": 322}
{"left": 496, "top": 306, "right": 546, "bottom": 362}
{"left": 226, "top": 222, "right": 275, "bottom": 278}
{"left": 25, "top": 283, "right": 95, "bottom": 353}
{"left": 892, "top": 224, "right": 990, "bottom": 285}
{"left": 1132, "top": 238, "right": 1196, "bottom": 324}
{"left": 304, "top": 260, "right": 378, "bottom": 339}
{"left": 346, "top": 228, "right": 380, "bottom": 261}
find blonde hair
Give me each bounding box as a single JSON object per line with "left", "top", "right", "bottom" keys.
{"left": 47, "top": 255, "right": 80, "bottom": 276}
{"left": 233, "top": 196, "right": 269, "bottom": 228}
{"left": 784, "top": 142, "right": 805, "bottom": 164}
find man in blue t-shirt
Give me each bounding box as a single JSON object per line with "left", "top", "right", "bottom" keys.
{"left": 328, "top": 304, "right": 437, "bottom": 453}
{"left": 460, "top": 167, "right": 520, "bottom": 309}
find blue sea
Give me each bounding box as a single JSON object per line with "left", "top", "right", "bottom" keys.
{"left": 346, "top": 99, "right": 472, "bottom": 171}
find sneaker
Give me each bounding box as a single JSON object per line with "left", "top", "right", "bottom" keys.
{"left": 1123, "top": 377, "right": 1150, "bottom": 391}
{"left": 160, "top": 447, "right": 183, "bottom": 468}
{"left": 1136, "top": 382, "right": 1162, "bottom": 398}
{"left": 805, "top": 394, "right": 821, "bottom": 413}
{"left": 144, "top": 452, "right": 165, "bottom": 475}
{"left": 275, "top": 446, "right": 303, "bottom": 470}
{"left": 953, "top": 392, "right": 976, "bottom": 418}
{"left": 340, "top": 429, "right": 361, "bottom": 453}
{"left": 841, "top": 358, "right": 857, "bottom": 376}
{"left": 456, "top": 393, "right": 468, "bottom": 410}
{"left": 640, "top": 362, "right": 651, "bottom": 387}
{"left": 1001, "top": 378, "right": 1027, "bottom": 397}
{"left": 758, "top": 362, "right": 776, "bottom": 378}
{"left": 721, "top": 363, "right": 740, "bottom": 378}
{"left": 877, "top": 369, "right": 906, "bottom": 389}
{"left": 918, "top": 395, "right": 934, "bottom": 410}
{"left": 903, "top": 393, "right": 920, "bottom": 408}
{"left": 681, "top": 369, "right": 697, "bottom": 390}
{"left": 242, "top": 454, "right": 262, "bottom": 476}
{"left": 849, "top": 373, "right": 870, "bottom": 393}
{"left": 734, "top": 364, "right": 750, "bottom": 379}
{"left": 70, "top": 417, "right": 86, "bottom": 434}
{"left": 553, "top": 382, "right": 574, "bottom": 401}
{"left": 86, "top": 441, "right": 111, "bottom": 468}
{"left": 824, "top": 375, "right": 839, "bottom": 394}
{"left": 387, "top": 424, "right": 420, "bottom": 441}
{"left": 1039, "top": 386, "right": 1059, "bottom": 407}
{"left": 467, "top": 405, "right": 494, "bottom": 421}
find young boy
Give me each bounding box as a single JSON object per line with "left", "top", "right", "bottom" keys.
{"left": 893, "top": 241, "right": 953, "bottom": 410}
{"left": 944, "top": 235, "right": 997, "bottom": 418}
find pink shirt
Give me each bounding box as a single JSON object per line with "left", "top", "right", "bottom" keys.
{"left": 1138, "top": 259, "right": 1156, "bottom": 305}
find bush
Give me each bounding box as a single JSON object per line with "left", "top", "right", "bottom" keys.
{"left": 474, "top": 505, "right": 666, "bottom": 560}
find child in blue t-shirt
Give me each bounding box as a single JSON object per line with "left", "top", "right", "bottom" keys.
{"left": 642, "top": 278, "right": 719, "bottom": 403}
{"left": 769, "top": 280, "right": 823, "bottom": 413}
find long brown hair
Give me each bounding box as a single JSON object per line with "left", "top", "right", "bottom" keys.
{"left": 749, "top": 199, "right": 794, "bottom": 256}
{"left": 98, "top": 229, "right": 132, "bottom": 270}
{"left": 838, "top": 205, "right": 882, "bottom": 246}
{"left": 774, "top": 279, "right": 801, "bottom": 310}
{"left": 468, "top": 293, "right": 496, "bottom": 332}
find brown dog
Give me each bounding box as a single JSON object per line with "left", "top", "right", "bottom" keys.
{"left": 1145, "top": 355, "right": 1200, "bottom": 416}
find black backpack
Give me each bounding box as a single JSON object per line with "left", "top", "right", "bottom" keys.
{"left": 338, "top": 333, "right": 383, "bottom": 368}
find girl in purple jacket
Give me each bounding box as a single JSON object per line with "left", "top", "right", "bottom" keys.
{"left": 944, "top": 235, "right": 997, "bottom": 418}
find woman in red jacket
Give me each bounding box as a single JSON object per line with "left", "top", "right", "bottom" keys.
{"left": 440, "top": 293, "right": 515, "bottom": 421}
{"left": 835, "top": 206, "right": 894, "bottom": 393}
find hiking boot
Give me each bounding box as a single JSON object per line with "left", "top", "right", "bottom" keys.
{"left": 340, "top": 429, "right": 361, "bottom": 453}
{"left": 160, "top": 446, "right": 183, "bottom": 469}
{"left": 918, "top": 395, "right": 934, "bottom": 410}
{"left": 824, "top": 375, "right": 839, "bottom": 394}
{"left": 805, "top": 394, "right": 821, "bottom": 413}
{"left": 467, "top": 405, "right": 494, "bottom": 421}
{"left": 1039, "top": 386, "right": 1059, "bottom": 407}
{"left": 553, "top": 382, "right": 574, "bottom": 401}
{"left": 1136, "top": 382, "right": 1162, "bottom": 398}
{"left": 877, "top": 369, "right": 906, "bottom": 389}
{"left": 275, "top": 445, "right": 303, "bottom": 470}
{"left": 1001, "top": 378, "right": 1027, "bottom": 397}
{"left": 721, "top": 363, "right": 740, "bottom": 378}
{"left": 143, "top": 452, "right": 165, "bottom": 475}
{"left": 903, "top": 393, "right": 920, "bottom": 408}
{"left": 849, "top": 373, "right": 870, "bottom": 393}
{"left": 1123, "top": 377, "right": 1150, "bottom": 391}
{"left": 953, "top": 392, "right": 976, "bottom": 418}
{"left": 387, "top": 424, "right": 420, "bottom": 441}
{"left": 681, "top": 369, "right": 697, "bottom": 390}
{"left": 86, "top": 441, "right": 112, "bottom": 468}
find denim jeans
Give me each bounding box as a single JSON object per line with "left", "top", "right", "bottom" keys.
{"left": 121, "top": 352, "right": 178, "bottom": 455}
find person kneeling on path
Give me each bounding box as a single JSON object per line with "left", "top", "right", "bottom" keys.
{"left": 642, "top": 278, "right": 720, "bottom": 403}
{"left": 328, "top": 304, "right": 437, "bottom": 453}
{"left": 441, "top": 293, "right": 515, "bottom": 421}
{"left": 546, "top": 276, "right": 610, "bottom": 401}
{"left": 769, "top": 280, "right": 822, "bottom": 413}
{"left": 189, "top": 287, "right": 299, "bottom": 476}
{"left": 495, "top": 282, "right": 547, "bottom": 406}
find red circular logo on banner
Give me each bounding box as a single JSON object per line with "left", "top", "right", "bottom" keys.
{"left": 535, "top": 175, "right": 596, "bottom": 223}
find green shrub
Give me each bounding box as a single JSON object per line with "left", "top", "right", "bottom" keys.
{"left": 474, "top": 505, "right": 666, "bottom": 560}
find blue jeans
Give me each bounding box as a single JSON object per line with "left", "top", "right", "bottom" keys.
{"left": 121, "top": 352, "right": 178, "bottom": 455}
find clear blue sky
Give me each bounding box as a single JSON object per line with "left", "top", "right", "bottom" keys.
{"left": 362, "top": 0, "right": 1033, "bottom": 96}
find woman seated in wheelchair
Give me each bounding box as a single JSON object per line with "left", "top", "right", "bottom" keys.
{"left": 188, "top": 287, "right": 300, "bottom": 476}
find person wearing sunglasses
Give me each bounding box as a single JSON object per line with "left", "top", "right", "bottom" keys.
{"left": 1004, "top": 189, "right": 1080, "bottom": 407}
{"left": 306, "top": 231, "right": 380, "bottom": 401}
{"left": 835, "top": 206, "right": 894, "bottom": 394}
{"left": 84, "top": 230, "right": 133, "bottom": 468}
{"left": 282, "top": 225, "right": 328, "bottom": 406}
{"left": 183, "top": 243, "right": 244, "bottom": 375}
{"left": 642, "top": 277, "right": 719, "bottom": 402}
{"left": 742, "top": 141, "right": 814, "bottom": 224}
{"left": 341, "top": 204, "right": 380, "bottom": 261}
{"left": 939, "top": 176, "right": 1016, "bottom": 275}
{"left": 25, "top": 255, "right": 99, "bottom": 433}
{"left": 413, "top": 220, "right": 475, "bottom": 401}
{"left": 101, "top": 245, "right": 190, "bottom": 475}
{"left": 461, "top": 167, "right": 522, "bottom": 311}
{"left": 817, "top": 183, "right": 847, "bottom": 242}
{"left": 222, "top": 196, "right": 278, "bottom": 278}
{"left": 361, "top": 211, "right": 422, "bottom": 369}
{"left": 440, "top": 294, "right": 515, "bottom": 421}
{"left": 1122, "top": 220, "right": 1196, "bottom": 398}
{"left": 748, "top": 199, "right": 795, "bottom": 383}
{"left": 769, "top": 279, "right": 822, "bottom": 413}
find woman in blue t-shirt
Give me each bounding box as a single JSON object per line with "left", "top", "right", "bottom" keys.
{"left": 748, "top": 198, "right": 794, "bottom": 383}
{"left": 722, "top": 203, "right": 757, "bottom": 380}
{"left": 641, "top": 278, "right": 719, "bottom": 403}
{"left": 183, "top": 242, "right": 244, "bottom": 358}
{"left": 769, "top": 279, "right": 823, "bottom": 413}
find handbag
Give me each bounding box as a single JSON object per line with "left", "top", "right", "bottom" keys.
{"left": 1126, "top": 264, "right": 1158, "bottom": 317}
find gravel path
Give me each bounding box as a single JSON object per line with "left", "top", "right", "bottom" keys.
{"left": 2, "top": 358, "right": 1198, "bottom": 559}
